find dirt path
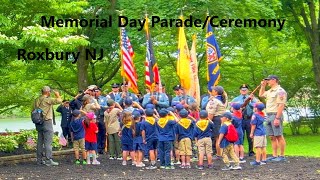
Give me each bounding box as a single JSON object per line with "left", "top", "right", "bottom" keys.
{"left": 0, "top": 155, "right": 319, "bottom": 180}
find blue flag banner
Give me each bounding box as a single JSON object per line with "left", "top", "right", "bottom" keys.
{"left": 206, "top": 22, "right": 222, "bottom": 92}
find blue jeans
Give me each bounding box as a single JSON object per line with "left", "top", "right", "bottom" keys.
{"left": 158, "top": 141, "right": 172, "bottom": 167}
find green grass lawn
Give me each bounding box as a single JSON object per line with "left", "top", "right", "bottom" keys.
{"left": 243, "top": 124, "right": 320, "bottom": 158}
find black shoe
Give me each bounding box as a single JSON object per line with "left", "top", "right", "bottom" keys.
{"left": 98, "top": 150, "right": 104, "bottom": 154}
{"left": 249, "top": 152, "right": 255, "bottom": 156}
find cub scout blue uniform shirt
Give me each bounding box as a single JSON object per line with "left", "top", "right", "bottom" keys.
{"left": 219, "top": 122, "right": 231, "bottom": 148}
{"left": 141, "top": 117, "right": 158, "bottom": 141}
{"left": 251, "top": 112, "right": 266, "bottom": 136}
{"left": 175, "top": 118, "right": 194, "bottom": 141}
{"left": 156, "top": 117, "right": 176, "bottom": 141}
{"left": 121, "top": 123, "right": 133, "bottom": 145}
{"left": 142, "top": 92, "right": 169, "bottom": 110}
{"left": 133, "top": 122, "right": 143, "bottom": 144}
{"left": 200, "top": 95, "right": 210, "bottom": 110}
{"left": 193, "top": 119, "right": 214, "bottom": 140}
{"left": 70, "top": 117, "right": 85, "bottom": 140}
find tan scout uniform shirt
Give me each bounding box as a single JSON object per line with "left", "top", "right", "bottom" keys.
{"left": 206, "top": 96, "right": 226, "bottom": 116}
{"left": 81, "top": 104, "right": 96, "bottom": 113}
{"left": 104, "top": 108, "right": 121, "bottom": 134}
{"left": 261, "top": 85, "right": 287, "bottom": 113}
{"left": 36, "top": 95, "right": 62, "bottom": 120}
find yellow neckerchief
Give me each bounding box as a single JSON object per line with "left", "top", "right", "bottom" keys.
{"left": 145, "top": 116, "right": 155, "bottom": 125}
{"left": 124, "top": 120, "right": 132, "bottom": 128}
{"left": 178, "top": 118, "right": 192, "bottom": 129}
{"left": 223, "top": 121, "right": 232, "bottom": 126}
{"left": 167, "top": 115, "right": 174, "bottom": 121}
{"left": 196, "top": 119, "right": 209, "bottom": 131}
{"left": 157, "top": 117, "right": 169, "bottom": 128}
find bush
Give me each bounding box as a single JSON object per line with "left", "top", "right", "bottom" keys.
{"left": 0, "top": 136, "right": 19, "bottom": 152}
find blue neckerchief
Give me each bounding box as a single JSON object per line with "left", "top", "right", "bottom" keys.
{"left": 215, "top": 95, "right": 223, "bottom": 102}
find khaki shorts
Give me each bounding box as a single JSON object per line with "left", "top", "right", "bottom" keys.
{"left": 253, "top": 136, "right": 267, "bottom": 148}
{"left": 179, "top": 138, "right": 192, "bottom": 156}
{"left": 73, "top": 138, "right": 85, "bottom": 150}
{"left": 198, "top": 137, "right": 213, "bottom": 155}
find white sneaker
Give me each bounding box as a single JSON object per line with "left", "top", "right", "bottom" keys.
{"left": 86, "top": 160, "right": 91, "bottom": 165}
{"left": 136, "top": 163, "right": 146, "bottom": 167}
{"left": 122, "top": 161, "right": 127, "bottom": 166}
{"left": 92, "top": 160, "right": 100, "bottom": 165}
{"left": 232, "top": 165, "right": 242, "bottom": 170}
{"left": 109, "top": 157, "right": 115, "bottom": 160}
{"left": 117, "top": 157, "right": 123, "bottom": 160}
{"left": 143, "top": 158, "right": 149, "bottom": 162}
{"left": 132, "top": 161, "right": 136, "bottom": 166}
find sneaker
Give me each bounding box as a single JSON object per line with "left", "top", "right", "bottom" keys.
{"left": 260, "top": 161, "right": 267, "bottom": 165}
{"left": 136, "top": 163, "right": 145, "bottom": 167}
{"left": 87, "top": 159, "right": 91, "bottom": 165}
{"left": 117, "top": 157, "right": 123, "bottom": 160}
{"left": 250, "top": 161, "right": 261, "bottom": 166}
{"left": 146, "top": 165, "right": 157, "bottom": 170}
{"left": 212, "top": 155, "right": 222, "bottom": 160}
{"left": 157, "top": 158, "right": 160, "bottom": 162}
{"left": 165, "top": 166, "right": 175, "bottom": 170}
{"left": 174, "top": 161, "right": 181, "bottom": 165}
{"left": 37, "top": 160, "right": 45, "bottom": 165}
{"left": 122, "top": 161, "right": 127, "bottom": 166}
{"left": 272, "top": 156, "right": 286, "bottom": 162}
{"left": 266, "top": 156, "right": 277, "bottom": 162}
{"left": 92, "top": 160, "right": 100, "bottom": 165}
{"left": 132, "top": 161, "right": 137, "bottom": 166}
{"left": 207, "top": 164, "right": 213, "bottom": 169}
{"left": 179, "top": 165, "right": 185, "bottom": 169}
{"left": 197, "top": 165, "right": 204, "bottom": 170}
{"left": 249, "top": 151, "right": 255, "bottom": 157}
{"left": 185, "top": 165, "right": 191, "bottom": 169}
{"left": 232, "top": 165, "right": 242, "bottom": 170}
{"left": 160, "top": 166, "right": 166, "bottom": 169}
{"left": 239, "top": 158, "right": 246, "bottom": 163}
{"left": 45, "top": 159, "right": 59, "bottom": 166}
{"left": 170, "top": 161, "right": 174, "bottom": 166}
{"left": 75, "top": 160, "right": 81, "bottom": 165}
{"left": 221, "top": 165, "right": 232, "bottom": 171}
{"left": 109, "top": 157, "right": 115, "bottom": 160}
{"left": 82, "top": 160, "right": 87, "bottom": 165}
{"left": 143, "top": 158, "right": 149, "bottom": 162}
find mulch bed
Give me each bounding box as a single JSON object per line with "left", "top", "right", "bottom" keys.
{"left": 0, "top": 153, "right": 319, "bottom": 180}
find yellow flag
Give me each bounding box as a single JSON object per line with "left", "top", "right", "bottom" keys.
{"left": 177, "top": 15, "right": 191, "bottom": 93}
{"left": 190, "top": 35, "right": 201, "bottom": 104}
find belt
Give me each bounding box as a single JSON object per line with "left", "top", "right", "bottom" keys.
{"left": 267, "top": 112, "right": 277, "bottom": 115}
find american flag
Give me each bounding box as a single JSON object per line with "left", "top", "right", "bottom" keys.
{"left": 120, "top": 27, "right": 138, "bottom": 93}
{"left": 145, "top": 17, "right": 161, "bottom": 91}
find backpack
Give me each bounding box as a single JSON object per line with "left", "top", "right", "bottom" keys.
{"left": 31, "top": 98, "right": 45, "bottom": 125}
{"left": 225, "top": 124, "right": 238, "bottom": 143}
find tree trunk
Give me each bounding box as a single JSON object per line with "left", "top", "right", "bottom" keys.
{"left": 311, "top": 45, "right": 320, "bottom": 93}
{"left": 77, "top": 46, "right": 89, "bottom": 91}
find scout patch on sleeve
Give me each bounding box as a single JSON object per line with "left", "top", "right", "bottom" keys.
{"left": 277, "top": 89, "right": 287, "bottom": 100}
{"left": 251, "top": 114, "right": 255, "bottom": 120}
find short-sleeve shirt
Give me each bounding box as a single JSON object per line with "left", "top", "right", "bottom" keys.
{"left": 219, "top": 123, "right": 231, "bottom": 148}
{"left": 206, "top": 96, "right": 226, "bottom": 116}
{"left": 251, "top": 112, "right": 266, "bottom": 136}
{"left": 261, "top": 85, "right": 287, "bottom": 113}
{"left": 36, "top": 95, "right": 62, "bottom": 120}
{"left": 104, "top": 108, "right": 121, "bottom": 134}
{"left": 81, "top": 104, "right": 96, "bottom": 113}
{"left": 84, "top": 121, "right": 98, "bottom": 143}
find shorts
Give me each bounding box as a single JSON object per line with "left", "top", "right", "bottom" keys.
{"left": 197, "top": 137, "right": 213, "bottom": 155}
{"left": 266, "top": 114, "right": 283, "bottom": 136}
{"left": 253, "top": 135, "right": 267, "bottom": 148}
{"left": 85, "top": 141, "right": 97, "bottom": 151}
{"left": 212, "top": 116, "right": 222, "bottom": 137}
{"left": 73, "top": 138, "right": 85, "bottom": 151}
{"left": 179, "top": 138, "right": 192, "bottom": 156}
{"left": 133, "top": 142, "right": 145, "bottom": 151}
{"left": 147, "top": 139, "right": 158, "bottom": 150}
{"left": 122, "top": 143, "right": 133, "bottom": 151}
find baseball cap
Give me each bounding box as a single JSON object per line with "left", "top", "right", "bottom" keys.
{"left": 221, "top": 112, "right": 232, "bottom": 120}
{"left": 179, "top": 109, "right": 189, "bottom": 118}
{"left": 42, "top": 86, "right": 51, "bottom": 92}
{"left": 145, "top": 104, "right": 155, "bottom": 109}
{"left": 82, "top": 94, "right": 91, "bottom": 101}
{"left": 230, "top": 103, "right": 242, "bottom": 110}
{"left": 239, "top": 84, "right": 249, "bottom": 90}
{"left": 107, "top": 99, "right": 115, "bottom": 106}
{"left": 158, "top": 109, "right": 168, "bottom": 117}
{"left": 264, "top": 75, "right": 279, "bottom": 81}
{"left": 145, "top": 108, "right": 154, "bottom": 116}
{"left": 212, "top": 86, "right": 224, "bottom": 95}
{"left": 86, "top": 112, "right": 95, "bottom": 120}
{"left": 199, "top": 110, "right": 208, "bottom": 119}
{"left": 72, "top": 110, "right": 81, "bottom": 116}
{"left": 167, "top": 107, "right": 175, "bottom": 113}
{"left": 254, "top": 103, "right": 265, "bottom": 111}
{"left": 124, "top": 98, "right": 133, "bottom": 106}
{"left": 132, "top": 110, "right": 141, "bottom": 119}
{"left": 122, "top": 82, "right": 129, "bottom": 86}
{"left": 175, "top": 104, "right": 184, "bottom": 111}
{"left": 87, "top": 85, "right": 97, "bottom": 90}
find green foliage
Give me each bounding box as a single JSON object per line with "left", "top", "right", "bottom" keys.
{"left": 0, "top": 136, "right": 19, "bottom": 152}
